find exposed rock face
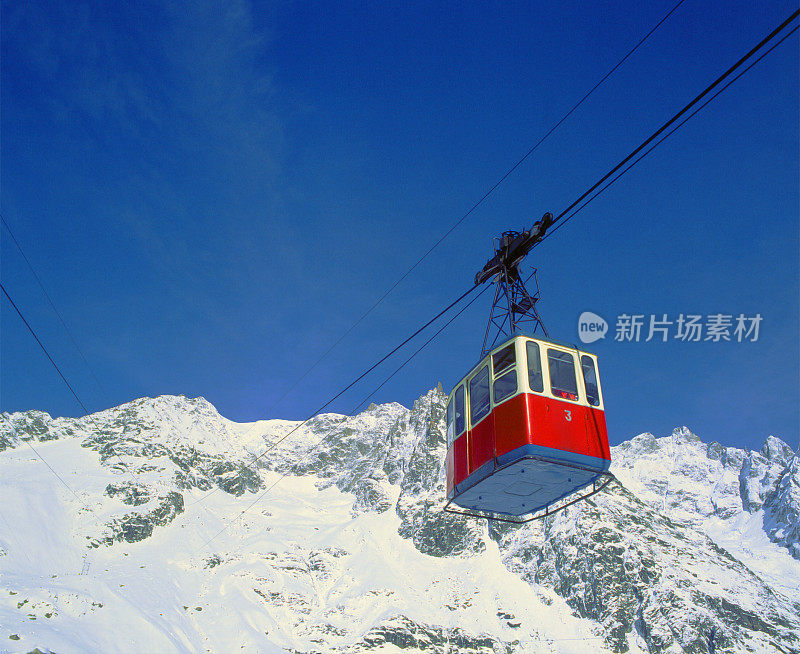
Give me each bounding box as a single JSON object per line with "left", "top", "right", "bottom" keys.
{"left": 394, "top": 390, "right": 488, "bottom": 558}
{"left": 740, "top": 435, "right": 795, "bottom": 513}
{"left": 105, "top": 482, "right": 150, "bottom": 506}
{"left": 1, "top": 411, "right": 75, "bottom": 450}
{"left": 489, "top": 485, "right": 799, "bottom": 653}
{"left": 764, "top": 456, "right": 800, "bottom": 559}
{"left": 356, "top": 616, "right": 515, "bottom": 654}
{"left": 99, "top": 492, "right": 185, "bottom": 546}
{"left": 1, "top": 393, "right": 798, "bottom": 653}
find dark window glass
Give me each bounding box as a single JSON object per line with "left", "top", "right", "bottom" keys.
{"left": 469, "top": 366, "right": 490, "bottom": 424}
{"left": 492, "top": 343, "right": 516, "bottom": 376}
{"left": 547, "top": 349, "right": 578, "bottom": 401}
{"left": 526, "top": 341, "right": 543, "bottom": 392}
{"left": 493, "top": 369, "right": 517, "bottom": 404}
{"left": 455, "top": 386, "right": 466, "bottom": 435}
{"left": 581, "top": 355, "right": 601, "bottom": 407}
{"left": 446, "top": 396, "right": 455, "bottom": 447}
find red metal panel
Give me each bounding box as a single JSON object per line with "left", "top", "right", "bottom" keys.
{"left": 453, "top": 433, "right": 469, "bottom": 487}
{"left": 527, "top": 393, "right": 549, "bottom": 446}
{"left": 494, "top": 393, "right": 611, "bottom": 462}
{"left": 493, "top": 394, "right": 531, "bottom": 458}
{"left": 534, "top": 394, "right": 589, "bottom": 456}
{"left": 586, "top": 407, "right": 610, "bottom": 460}
{"left": 446, "top": 447, "right": 454, "bottom": 495}
{"left": 469, "top": 415, "right": 495, "bottom": 474}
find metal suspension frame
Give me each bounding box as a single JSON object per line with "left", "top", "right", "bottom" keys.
{"left": 480, "top": 260, "right": 547, "bottom": 357}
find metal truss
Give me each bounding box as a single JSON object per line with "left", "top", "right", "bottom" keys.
{"left": 480, "top": 260, "right": 547, "bottom": 357}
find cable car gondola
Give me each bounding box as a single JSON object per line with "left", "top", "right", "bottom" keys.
{"left": 443, "top": 213, "right": 613, "bottom": 522}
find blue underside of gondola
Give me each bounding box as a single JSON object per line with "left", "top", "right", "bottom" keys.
{"left": 449, "top": 444, "right": 611, "bottom": 517}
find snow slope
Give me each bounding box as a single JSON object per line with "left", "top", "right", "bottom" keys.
{"left": 1, "top": 391, "right": 798, "bottom": 653}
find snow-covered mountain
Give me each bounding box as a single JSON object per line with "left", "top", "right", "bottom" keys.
{"left": 1, "top": 390, "right": 798, "bottom": 653}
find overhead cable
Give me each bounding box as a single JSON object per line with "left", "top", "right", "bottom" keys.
{"left": 258, "top": 0, "right": 688, "bottom": 418}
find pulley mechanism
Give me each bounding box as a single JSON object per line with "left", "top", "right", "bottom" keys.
{"left": 475, "top": 212, "right": 553, "bottom": 356}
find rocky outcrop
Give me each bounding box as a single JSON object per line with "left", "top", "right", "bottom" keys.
{"left": 99, "top": 491, "right": 185, "bottom": 546}
{"left": 740, "top": 435, "right": 795, "bottom": 513}
{"left": 764, "top": 455, "right": 800, "bottom": 559}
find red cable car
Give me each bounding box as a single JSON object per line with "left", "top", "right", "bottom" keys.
{"left": 444, "top": 334, "right": 611, "bottom": 521}
{"left": 443, "top": 213, "right": 613, "bottom": 522}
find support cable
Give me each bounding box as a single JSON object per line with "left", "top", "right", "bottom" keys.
{"left": 193, "top": 281, "right": 489, "bottom": 554}
{"left": 1, "top": 224, "right": 226, "bottom": 521}
{"left": 1, "top": 281, "right": 90, "bottom": 414}
{"left": 187, "top": 282, "right": 481, "bottom": 508}
{"left": 245, "top": 283, "right": 479, "bottom": 468}
{"left": 544, "top": 22, "right": 799, "bottom": 242}
{"left": 470, "top": 4, "right": 798, "bottom": 335}
{"left": 1, "top": 214, "right": 111, "bottom": 406}
{"left": 2, "top": 218, "right": 232, "bottom": 521}
{"left": 257, "top": 0, "right": 686, "bottom": 419}
{"left": 0, "top": 280, "right": 228, "bottom": 526}
{"left": 550, "top": 9, "right": 800, "bottom": 229}
{"left": 349, "top": 283, "right": 491, "bottom": 416}
{"left": 0, "top": 281, "right": 107, "bottom": 524}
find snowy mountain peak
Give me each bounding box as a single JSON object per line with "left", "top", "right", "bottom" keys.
{"left": 671, "top": 424, "right": 701, "bottom": 442}
{"left": 760, "top": 433, "right": 795, "bottom": 463}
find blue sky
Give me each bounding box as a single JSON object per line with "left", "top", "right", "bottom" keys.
{"left": 2, "top": 0, "right": 798, "bottom": 453}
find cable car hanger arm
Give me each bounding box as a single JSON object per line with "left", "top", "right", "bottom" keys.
{"left": 474, "top": 212, "right": 553, "bottom": 286}
{"left": 474, "top": 214, "right": 553, "bottom": 354}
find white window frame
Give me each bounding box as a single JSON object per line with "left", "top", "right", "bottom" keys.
{"left": 544, "top": 346, "right": 583, "bottom": 405}
{"left": 467, "top": 363, "right": 492, "bottom": 429}
{"left": 489, "top": 339, "right": 523, "bottom": 408}
{"left": 579, "top": 352, "right": 604, "bottom": 410}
